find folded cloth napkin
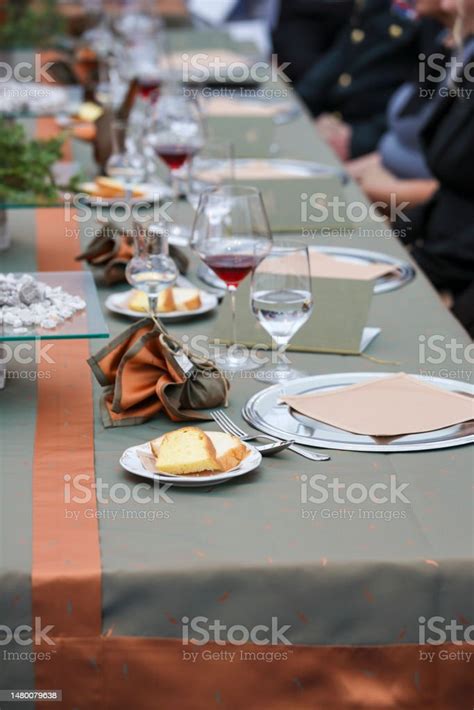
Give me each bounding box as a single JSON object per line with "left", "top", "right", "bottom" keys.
{"left": 204, "top": 97, "right": 292, "bottom": 117}
{"left": 196, "top": 160, "right": 299, "bottom": 183}
{"left": 93, "top": 81, "right": 138, "bottom": 169}
{"left": 259, "top": 250, "right": 399, "bottom": 281}
{"left": 281, "top": 373, "right": 473, "bottom": 437}
{"left": 76, "top": 223, "right": 189, "bottom": 285}
{"left": 164, "top": 50, "right": 250, "bottom": 73}
{"left": 88, "top": 318, "right": 229, "bottom": 427}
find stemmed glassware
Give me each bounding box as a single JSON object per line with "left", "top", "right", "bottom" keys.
{"left": 251, "top": 241, "right": 313, "bottom": 382}
{"left": 125, "top": 222, "right": 178, "bottom": 321}
{"left": 187, "top": 141, "right": 235, "bottom": 211}
{"left": 191, "top": 185, "right": 273, "bottom": 371}
{"left": 147, "top": 91, "right": 205, "bottom": 244}
{"left": 105, "top": 119, "right": 146, "bottom": 201}
{"left": 96, "top": 59, "right": 124, "bottom": 112}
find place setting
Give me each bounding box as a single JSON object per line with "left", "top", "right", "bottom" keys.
{"left": 243, "top": 372, "right": 474, "bottom": 453}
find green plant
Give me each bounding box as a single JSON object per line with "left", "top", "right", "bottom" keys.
{"left": 0, "top": 118, "right": 65, "bottom": 204}
{"left": 0, "top": 0, "right": 64, "bottom": 49}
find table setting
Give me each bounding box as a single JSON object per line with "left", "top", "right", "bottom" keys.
{"left": 0, "top": 3, "right": 473, "bottom": 708}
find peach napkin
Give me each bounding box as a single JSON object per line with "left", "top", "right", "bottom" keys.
{"left": 204, "top": 97, "right": 291, "bottom": 117}
{"left": 281, "top": 373, "right": 474, "bottom": 437}
{"left": 164, "top": 50, "right": 249, "bottom": 72}
{"left": 259, "top": 250, "right": 399, "bottom": 281}
{"left": 196, "top": 160, "right": 298, "bottom": 183}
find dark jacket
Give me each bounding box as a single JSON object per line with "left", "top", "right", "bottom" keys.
{"left": 272, "top": 0, "right": 354, "bottom": 85}
{"left": 399, "top": 39, "right": 474, "bottom": 334}
{"left": 409, "top": 65, "right": 474, "bottom": 295}
{"left": 296, "top": 0, "right": 420, "bottom": 157}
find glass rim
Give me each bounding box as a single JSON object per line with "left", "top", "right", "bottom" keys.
{"left": 198, "top": 183, "right": 262, "bottom": 200}
{"left": 266, "top": 239, "right": 309, "bottom": 255}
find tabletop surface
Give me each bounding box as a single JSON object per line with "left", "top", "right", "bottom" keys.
{"left": 0, "top": 76, "right": 472, "bottom": 667}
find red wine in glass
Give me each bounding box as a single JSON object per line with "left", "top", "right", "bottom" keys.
{"left": 203, "top": 253, "right": 261, "bottom": 289}
{"left": 155, "top": 144, "right": 199, "bottom": 171}
{"left": 138, "top": 77, "right": 162, "bottom": 101}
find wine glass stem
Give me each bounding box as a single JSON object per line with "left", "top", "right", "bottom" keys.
{"left": 229, "top": 286, "right": 237, "bottom": 350}
{"left": 274, "top": 340, "right": 290, "bottom": 377}
{"left": 148, "top": 294, "right": 159, "bottom": 320}
{"left": 170, "top": 168, "right": 180, "bottom": 201}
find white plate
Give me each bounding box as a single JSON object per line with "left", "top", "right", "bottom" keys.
{"left": 106, "top": 287, "right": 218, "bottom": 321}
{"left": 77, "top": 183, "right": 165, "bottom": 206}
{"left": 120, "top": 438, "right": 262, "bottom": 487}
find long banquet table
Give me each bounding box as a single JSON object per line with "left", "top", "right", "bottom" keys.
{"left": 0, "top": 68, "right": 473, "bottom": 709}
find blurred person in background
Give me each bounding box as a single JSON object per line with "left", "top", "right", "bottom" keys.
{"left": 272, "top": 0, "right": 354, "bottom": 84}
{"left": 296, "top": 0, "right": 421, "bottom": 159}
{"left": 397, "top": 0, "right": 474, "bottom": 334}
{"left": 347, "top": 0, "right": 456, "bottom": 207}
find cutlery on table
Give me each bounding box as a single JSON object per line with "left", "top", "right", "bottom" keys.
{"left": 211, "top": 410, "right": 331, "bottom": 462}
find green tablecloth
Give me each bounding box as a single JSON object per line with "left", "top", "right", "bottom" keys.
{"left": 0, "top": 81, "right": 472, "bottom": 695}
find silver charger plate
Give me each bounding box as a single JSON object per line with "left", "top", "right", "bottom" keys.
{"left": 311, "top": 246, "right": 415, "bottom": 294}
{"left": 243, "top": 372, "right": 474, "bottom": 453}
{"left": 197, "top": 245, "right": 416, "bottom": 295}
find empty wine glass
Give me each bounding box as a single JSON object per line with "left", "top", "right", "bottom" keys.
{"left": 106, "top": 120, "right": 146, "bottom": 201}
{"left": 125, "top": 221, "right": 178, "bottom": 320}
{"left": 191, "top": 185, "right": 273, "bottom": 371}
{"left": 96, "top": 58, "right": 124, "bottom": 112}
{"left": 187, "top": 140, "right": 235, "bottom": 211}
{"left": 113, "top": 0, "right": 162, "bottom": 41}
{"left": 251, "top": 241, "right": 313, "bottom": 382}
{"left": 147, "top": 90, "right": 205, "bottom": 244}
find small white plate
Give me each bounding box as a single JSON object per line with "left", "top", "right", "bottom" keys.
{"left": 105, "top": 287, "right": 218, "bottom": 321}
{"left": 120, "top": 438, "right": 262, "bottom": 487}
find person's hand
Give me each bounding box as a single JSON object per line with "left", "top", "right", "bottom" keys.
{"left": 315, "top": 114, "right": 352, "bottom": 161}
{"left": 345, "top": 152, "right": 380, "bottom": 181}
{"left": 360, "top": 163, "right": 399, "bottom": 204}
{"left": 360, "top": 164, "right": 438, "bottom": 212}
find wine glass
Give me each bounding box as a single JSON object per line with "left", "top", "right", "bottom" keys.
{"left": 117, "top": 33, "right": 166, "bottom": 105}
{"left": 113, "top": 0, "right": 162, "bottom": 41}
{"left": 125, "top": 221, "right": 178, "bottom": 320}
{"left": 251, "top": 241, "right": 313, "bottom": 382}
{"left": 95, "top": 58, "right": 124, "bottom": 112}
{"left": 147, "top": 91, "right": 205, "bottom": 244}
{"left": 191, "top": 185, "right": 273, "bottom": 371}
{"left": 187, "top": 140, "right": 235, "bottom": 211}
{"left": 105, "top": 120, "right": 146, "bottom": 202}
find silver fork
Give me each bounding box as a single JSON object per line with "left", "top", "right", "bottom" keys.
{"left": 211, "top": 410, "right": 330, "bottom": 462}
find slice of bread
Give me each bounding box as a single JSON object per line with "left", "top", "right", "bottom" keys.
{"left": 151, "top": 427, "right": 220, "bottom": 475}
{"left": 173, "top": 288, "right": 202, "bottom": 312}
{"left": 150, "top": 428, "right": 249, "bottom": 476}
{"left": 76, "top": 102, "right": 103, "bottom": 122}
{"left": 206, "top": 431, "right": 249, "bottom": 472}
{"left": 128, "top": 287, "right": 176, "bottom": 313}
{"left": 127, "top": 288, "right": 201, "bottom": 314}
{"left": 93, "top": 177, "right": 145, "bottom": 198}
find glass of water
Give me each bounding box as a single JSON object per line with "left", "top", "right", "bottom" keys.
{"left": 125, "top": 221, "right": 178, "bottom": 321}
{"left": 251, "top": 241, "right": 313, "bottom": 382}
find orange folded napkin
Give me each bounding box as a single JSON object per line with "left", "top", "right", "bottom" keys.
{"left": 281, "top": 373, "right": 473, "bottom": 437}
{"left": 88, "top": 319, "right": 229, "bottom": 427}
{"left": 76, "top": 223, "right": 189, "bottom": 285}
{"left": 259, "top": 250, "right": 399, "bottom": 281}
